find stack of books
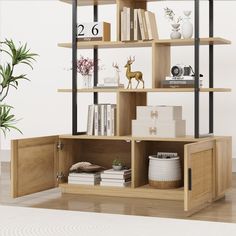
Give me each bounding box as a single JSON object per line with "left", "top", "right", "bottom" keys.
{"left": 68, "top": 172, "right": 101, "bottom": 185}
{"left": 87, "top": 104, "right": 116, "bottom": 136}
{"left": 100, "top": 169, "right": 131, "bottom": 187}
{"left": 121, "top": 7, "right": 159, "bottom": 41}
{"left": 161, "top": 76, "right": 203, "bottom": 88}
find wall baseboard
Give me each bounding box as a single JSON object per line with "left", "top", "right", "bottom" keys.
{"left": 1, "top": 149, "right": 236, "bottom": 172}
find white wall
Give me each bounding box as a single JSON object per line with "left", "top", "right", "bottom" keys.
{"left": 0, "top": 1, "right": 235, "bottom": 159}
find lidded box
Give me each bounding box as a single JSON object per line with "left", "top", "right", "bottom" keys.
{"left": 132, "top": 120, "right": 186, "bottom": 138}
{"left": 136, "top": 106, "right": 182, "bottom": 121}
{"left": 132, "top": 105, "right": 186, "bottom": 138}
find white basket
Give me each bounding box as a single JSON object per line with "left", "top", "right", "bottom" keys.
{"left": 148, "top": 155, "right": 182, "bottom": 189}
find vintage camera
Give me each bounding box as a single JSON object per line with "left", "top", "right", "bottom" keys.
{"left": 171, "top": 64, "right": 193, "bottom": 79}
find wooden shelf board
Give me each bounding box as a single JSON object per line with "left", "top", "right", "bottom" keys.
{"left": 154, "top": 37, "right": 231, "bottom": 46}
{"left": 59, "top": 134, "right": 132, "bottom": 141}
{"left": 60, "top": 183, "right": 184, "bottom": 201}
{"left": 59, "top": 134, "right": 215, "bottom": 142}
{"left": 60, "top": 0, "right": 227, "bottom": 7}
{"left": 58, "top": 40, "right": 152, "bottom": 49}
{"left": 58, "top": 38, "right": 231, "bottom": 49}
{"left": 57, "top": 88, "right": 231, "bottom": 93}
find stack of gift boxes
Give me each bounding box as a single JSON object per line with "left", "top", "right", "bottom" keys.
{"left": 132, "top": 106, "right": 186, "bottom": 138}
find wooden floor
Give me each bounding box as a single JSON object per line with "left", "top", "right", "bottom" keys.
{"left": 1, "top": 162, "right": 236, "bottom": 223}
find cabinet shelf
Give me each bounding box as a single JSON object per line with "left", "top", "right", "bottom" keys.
{"left": 58, "top": 37, "right": 231, "bottom": 49}
{"left": 57, "top": 88, "right": 232, "bottom": 93}
{"left": 59, "top": 183, "right": 184, "bottom": 201}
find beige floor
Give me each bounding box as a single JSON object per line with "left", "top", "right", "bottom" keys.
{"left": 1, "top": 162, "right": 236, "bottom": 223}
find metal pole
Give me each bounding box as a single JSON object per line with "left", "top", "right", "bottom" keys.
{"left": 93, "top": 5, "right": 98, "bottom": 104}
{"left": 72, "top": 0, "right": 78, "bottom": 135}
{"left": 209, "top": 0, "right": 214, "bottom": 134}
{"left": 194, "top": 0, "right": 200, "bottom": 138}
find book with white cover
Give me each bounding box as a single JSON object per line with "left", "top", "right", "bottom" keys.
{"left": 103, "top": 169, "right": 131, "bottom": 175}
{"left": 68, "top": 179, "right": 100, "bottom": 185}
{"left": 125, "top": 7, "right": 130, "bottom": 41}
{"left": 100, "top": 181, "right": 131, "bottom": 187}
{"left": 69, "top": 172, "right": 100, "bottom": 178}
{"left": 86, "top": 105, "right": 94, "bottom": 136}
{"left": 137, "top": 9, "right": 146, "bottom": 40}
{"left": 121, "top": 11, "right": 124, "bottom": 41}
{"left": 122, "top": 8, "right": 127, "bottom": 41}
{"left": 101, "top": 178, "right": 131, "bottom": 183}
{"left": 111, "top": 106, "right": 116, "bottom": 136}
{"left": 134, "top": 9, "right": 141, "bottom": 41}
{"left": 106, "top": 104, "right": 116, "bottom": 136}
{"left": 94, "top": 105, "right": 99, "bottom": 136}
{"left": 68, "top": 176, "right": 101, "bottom": 182}
{"left": 101, "top": 173, "right": 131, "bottom": 180}
{"left": 145, "top": 11, "right": 159, "bottom": 40}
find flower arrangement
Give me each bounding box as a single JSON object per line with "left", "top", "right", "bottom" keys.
{"left": 77, "top": 56, "right": 95, "bottom": 76}
{"left": 164, "top": 7, "right": 182, "bottom": 24}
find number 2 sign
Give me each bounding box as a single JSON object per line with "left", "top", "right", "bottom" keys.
{"left": 77, "top": 22, "right": 111, "bottom": 42}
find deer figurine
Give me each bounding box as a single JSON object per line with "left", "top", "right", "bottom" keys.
{"left": 112, "top": 62, "right": 121, "bottom": 85}
{"left": 125, "top": 56, "right": 144, "bottom": 89}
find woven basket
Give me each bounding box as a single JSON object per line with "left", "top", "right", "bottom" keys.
{"left": 148, "top": 155, "right": 182, "bottom": 189}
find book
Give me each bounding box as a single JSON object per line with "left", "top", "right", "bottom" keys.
{"left": 161, "top": 80, "right": 203, "bottom": 88}
{"left": 86, "top": 105, "right": 94, "bottom": 136}
{"left": 134, "top": 9, "right": 141, "bottom": 41}
{"left": 101, "top": 178, "right": 131, "bottom": 183}
{"left": 69, "top": 172, "right": 100, "bottom": 178}
{"left": 68, "top": 179, "right": 100, "bottom": 185}
{"left": 125, "top": 7, "right": 130, "bottom": 41}
{"left": 103, "top": 168, "right": 131, "bottom": 174}
{"left": 165, "top": 76, "right": 195, "bottom": 81}
{"left": 137, "top": 9, "right": 146, "bottom": 40}
{"left": 145, "top": 11, "right": 159, "bottom": 40}
{"left": 122, "top": 8, "right": 127, "bottom": 41}
{"left": 100, "top": 181, "right": 131, "bottom": 187}
{"left": 121, "top": 11, "right": 124, "bottom": 41}
{"left": 137, "top": 9, "right": 149, "bottom": 40}
{"left": 111, "top": 106, "right": 116, "bottom": 136}
{"left": 94, "top": 105, "right": 99, "bottom": 136}
{"left": 101, "top": 173, "right": 131, "bottom": 180}
{"left": 68, "top": 176, "right": 101, "bottom": 182}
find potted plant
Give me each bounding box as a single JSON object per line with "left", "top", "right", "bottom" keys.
{"left": 112, "top": 159, "right": 123, "bottom": 171}
{"left": 0, "top": 39, "right": 37, "bottom": 135}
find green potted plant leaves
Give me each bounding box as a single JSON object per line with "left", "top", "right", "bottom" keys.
{"left": 112, "top": 159, "right": 123, "bottom": 171}
{"left": 0, "top": 39, "right": 37, "bottom": 135}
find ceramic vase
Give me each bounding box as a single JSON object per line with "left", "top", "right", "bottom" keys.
{"left": 182, "top": 11, "right": 193, "bottom": 39}
{"left": 170, "top": 23, "right": 181, "bottom": 39}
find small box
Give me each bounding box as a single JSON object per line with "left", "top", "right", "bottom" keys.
{"left": 136, "top": 106, "right": 182, "bottom": 122}
{"left": 132, "top": 120, "right": 186, "bottom": 138}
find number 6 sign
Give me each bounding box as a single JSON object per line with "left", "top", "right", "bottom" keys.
{"left": 77, "top": 22, "right": 111, "bottom": 42}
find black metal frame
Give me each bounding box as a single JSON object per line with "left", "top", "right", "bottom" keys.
{"left": 72, "top": 0, "right": 215, "bottom": 139}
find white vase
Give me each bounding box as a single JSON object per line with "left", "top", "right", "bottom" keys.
{"left": 170, "top": 23, "right": 181, "bottom": 39}
{"left": 82, "top": 74, "right": 92, "bottom": 88}
{"left": 182, "top": 11, "right": 193, "bottom": 39}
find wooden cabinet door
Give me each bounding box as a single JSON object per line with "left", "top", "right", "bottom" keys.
{"left": 11, "top": 136, "right": 59, "bottom": 198}
{"left": 215, "top": 137, "right": 232, "bottom": 198}
{"left": 184, "top": 140, "right": 215, "bottom": 212}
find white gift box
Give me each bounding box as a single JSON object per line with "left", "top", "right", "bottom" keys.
{"left": 136, "top": 106, "right": 182, "bottom": 121}
{"left": 132, "top": 120, "right": 186, "bottom": 138}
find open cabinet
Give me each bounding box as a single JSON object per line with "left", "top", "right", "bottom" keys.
{"left": 11, "top": 135, "right": 232, "bottom": 215}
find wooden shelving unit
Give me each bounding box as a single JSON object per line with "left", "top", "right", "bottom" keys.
{"left": 11, "top": 0, "right": 232, "bottom": 216}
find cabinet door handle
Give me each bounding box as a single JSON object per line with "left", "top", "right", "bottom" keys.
{"left": 188, "top": 168, "right": 192, "bottom": 191}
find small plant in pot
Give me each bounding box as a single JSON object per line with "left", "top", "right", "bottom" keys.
{"left": 112, "top": 159, "right": 123, "bottom": 171}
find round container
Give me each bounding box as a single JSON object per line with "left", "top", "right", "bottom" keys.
{"left": 148, "top": 155, "right": 182, "bottom": 189}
